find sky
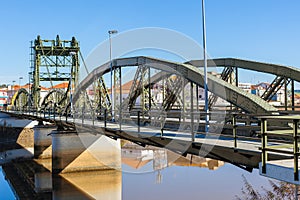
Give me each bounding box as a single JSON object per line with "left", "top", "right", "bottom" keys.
{"left": 0, "top": 0, "right": 300, "bottom": 86}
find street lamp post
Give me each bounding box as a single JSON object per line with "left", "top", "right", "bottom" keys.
{"left": 19, "top": 77, "right": 23, "bottom": 88}
{"left": 108, "top": 30, "right": 118, "bottom": 121}
{"left": 202, "top": 0, "right": 209, "bottom": 133}
{"left": 12, "top": 80, "right": 16, "bottom": 92}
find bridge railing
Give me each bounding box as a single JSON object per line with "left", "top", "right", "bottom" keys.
{"left": 4, "top": 106, "right": 276, "bottom": 152}
{"left": 258, "top": 115, "right": 300, "bottom": 181}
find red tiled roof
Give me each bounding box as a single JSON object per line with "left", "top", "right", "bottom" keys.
{"left": 50, "top": 82, "right": 69, "bottom": 89}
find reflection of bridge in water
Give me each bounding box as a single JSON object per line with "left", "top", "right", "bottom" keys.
{"left": 1, "top": 141, "right": 224, "bottom": 199}
{"left": 3, "top": 36, "right": 300, "bottom": 192}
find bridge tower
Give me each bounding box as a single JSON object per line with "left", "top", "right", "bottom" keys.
{"left": 30, "top": 35, "right": 80, "bottom": 110}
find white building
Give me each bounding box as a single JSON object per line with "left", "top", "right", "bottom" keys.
{"left": 238, "top": 82, "right": 252, "bottom": 93}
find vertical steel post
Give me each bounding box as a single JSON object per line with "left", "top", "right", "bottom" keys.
{"left": 202, "top": 0, "right": 209, "bottom": 133}
{"left": 104, "top": 108, "right": 107, "bottom": 128}
{"left": 109, "top": 33, "right": 113, "bottom": 121}
{"left": 92, "top": 110, "right": 95, "bottom": 127}
{"left": 70, "top": 73, "right": 73, "bottom": 122}
{"left": 293, "top": 119, "right": 299, "bottom": 181}
{"left": 261, "top": 118, "right": 267, "bottom": 174}
{"left": 119, "top": 66, "right": 122, "bottom": 130}
{"left": 190, "top": 82, "right": 194, "bottom": 141}
{"left": 162, "top": 77, "right": 165, "bottom": 104}
{"left": 235, "top": 67, "right": 239, "bottom": 87}
{"left": 233, "top": 114, "right": 237, "bottom": 148}
{"left": 182, "top": 82, "right": 185, "bottom": 124}
{"left": 99, "top": 81, "right": 102, "bottom": 116}
{"left": 113, "top": 64, "right": 117, "bottom": 121}
{"left": 59, "top": 109, "right": 62, "bottom": 121}
{"left": 108, "top": 30, "right": 118, "bottom": 121}
{"left": 292, "top": 80, "right": 295, "bottom": 111}
{"left": 81, "top": 106, "right": 84, "bottom": 125}
{"left": 196, "top": 85, "right": 199, "bottom": 124}
{"left": 148, "top": 66, "right": 151, "bottom": 111}
{"left": 138, "top": 111, "right": 141, "bottom": 133}
{"left": 53, "top": 104, "right": 56, "bottom": 120}
{"left": 284, "top": 77, "right": 288, "bottom": 111}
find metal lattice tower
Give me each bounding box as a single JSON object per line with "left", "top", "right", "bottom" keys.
{"left": 30, "top": 35, "right": 80, "bottom": 108}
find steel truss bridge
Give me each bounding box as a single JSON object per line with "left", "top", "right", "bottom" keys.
{"left": 6, "top": 36, "right": 300, "bottom": 177}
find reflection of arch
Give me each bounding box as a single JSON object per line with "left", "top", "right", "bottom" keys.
{"left": 11, "top": 88, "right": 30, "bottom": 109}
{"left": 74, "top": 56, "right": 277, "bottom": 114}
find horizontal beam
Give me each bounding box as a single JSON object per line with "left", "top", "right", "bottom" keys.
{"left": 187, "top": 58, "right": 300, "bottom": 82}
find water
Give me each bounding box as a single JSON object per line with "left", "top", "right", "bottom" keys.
{"left": 0, "top": 166, "right": 15, "bottom": 199}
{"left": 123, "top": 165, "right": 270, "bottom": 200}
{"left": 0, "top": 143, "right": 278, "bottom": 200}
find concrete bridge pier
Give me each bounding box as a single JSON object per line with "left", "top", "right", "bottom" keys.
{"left": 52, "top": 131, "right": 121, "bottom": 174}
{"left": 34, "top": 124, "right": 56, "bottom": 159}
{"left": 34, "top": 171, "right": 52, "bottom": 193}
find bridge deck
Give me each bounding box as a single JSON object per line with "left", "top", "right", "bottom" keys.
{"left": 1, "top": 111, "right": 295, "bottom": 170}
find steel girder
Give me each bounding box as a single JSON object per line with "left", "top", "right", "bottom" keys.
{"left": 74, "top": 56, "right": 277, "bottom": 114}
{"left": 31, "top": 35, "right": 80, "bottom": 110}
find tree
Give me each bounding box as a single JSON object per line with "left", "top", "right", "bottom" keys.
{"left": 0, "top": 84, "right": 7, "bottom": 88}
{"left": 236, "top": 175, "right": 297, "bottom": 200}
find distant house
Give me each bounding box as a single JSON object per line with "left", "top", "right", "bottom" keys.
{"left": 251, "top": 82, "right": 286, "bottom": 104}
{"left": 294, "top": 90, "right": 300, "bottom": 105}
{"left": 50, "top": 82, "right": 69, "bottom": 90}
{"left": 238, "top": 83, "right": 252, "bottom": 93}
{"left": 0, "top": 89, "right": 8, "bottom": 109}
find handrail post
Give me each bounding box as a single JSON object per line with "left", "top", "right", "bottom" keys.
{"left": 233, "top": 114, "right": 237, "bottom": 148}
{"left": 190, "top": 82, "right": 194, "bottom": 142}
{"left": 92, "top": 110, "right": 95, "bottom": 127}
{"left": 293, "top": 119, "right": 299, "bottom": 181}
{"left": 53, "top": 104, "right": 56, "bottom": 120}
{"left": 59, "top": 108, "right": 62, "bottom": 121}
{"left": 104, "top": 108, "right": 107, "bottom": 128}
{"left": 81, "top": 106, "right": 84, "bottom": 125}
{"left": 65, "top": 110, "right": 68, "bottom": 122}
{"left": 161, "top": 115, "right": 164, "bottom": 137}
{"left": 261, "top": 118, "right": 267, "bottom": 174}
{"left": 138, "top": 111, "right": 140, "bottom": 133}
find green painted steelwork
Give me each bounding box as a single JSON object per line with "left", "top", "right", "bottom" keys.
{"left": 30, "top": 35, "right": 80, "bottom": 109}
{"left": 74, "top": 56, "right": 277, "bottom": 114}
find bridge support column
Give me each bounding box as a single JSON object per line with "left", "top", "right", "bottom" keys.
{"left": 52, "top": 131, "right": 121, "bottom": 174}
{"left": 34, "top": 171, "right": 52, "bottom": 193}
{"left": 34, "top": 124, "right": 56, "bottom": 159}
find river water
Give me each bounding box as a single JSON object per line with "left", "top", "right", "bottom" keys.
{"left": 0, "top": 166, "right": 15, "bottom": 199}
{"left": 0, "top": 140, "right": 281, "bottom": 200}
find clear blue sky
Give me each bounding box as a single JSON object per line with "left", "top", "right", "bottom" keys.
{"left": 0, "top": 0, "right": 300, "bottom": 85}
